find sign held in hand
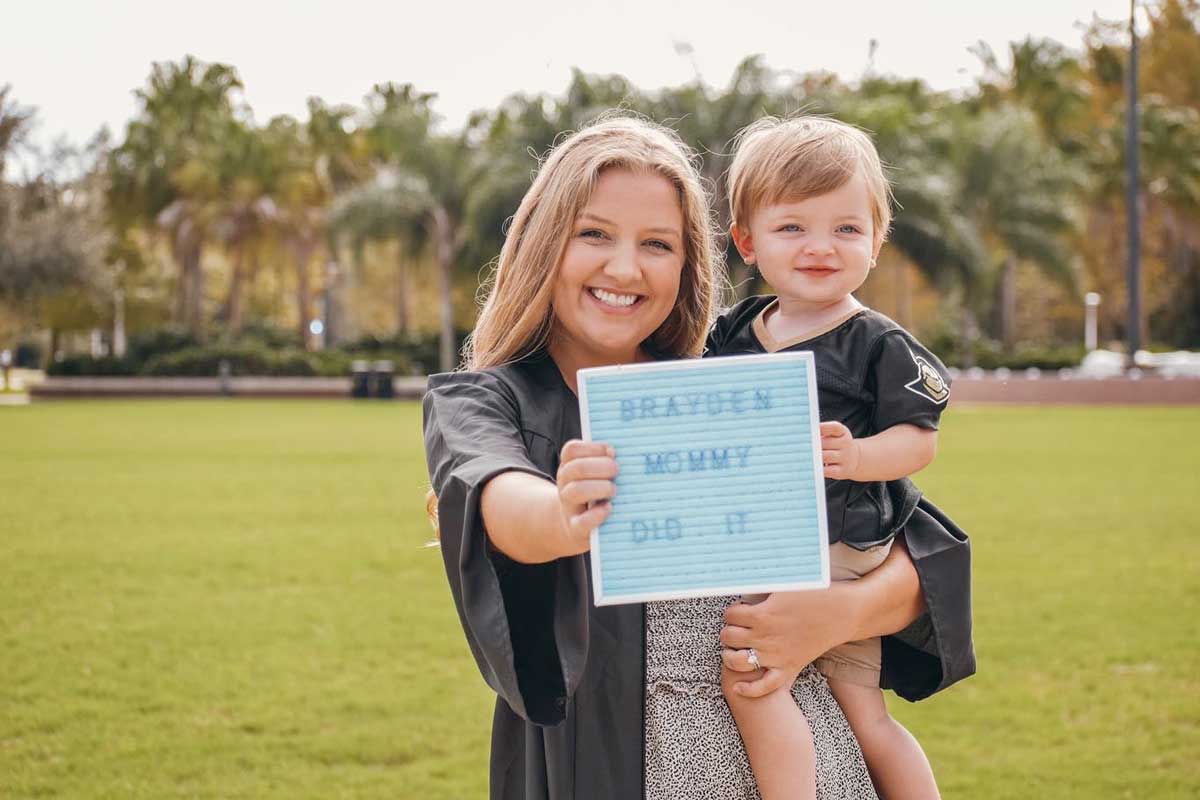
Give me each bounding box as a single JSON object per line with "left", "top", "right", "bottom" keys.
{"left": 578, "top": 353, "right": 830, "bottom": 606}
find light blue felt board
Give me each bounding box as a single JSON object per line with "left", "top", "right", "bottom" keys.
{"left": 580, "top": 353, "right": 828, "bottom": 605}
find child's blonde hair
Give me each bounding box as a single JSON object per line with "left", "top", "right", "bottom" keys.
{"left": 728, "top": 116, "right": 893, "bottom": 252}
{"left": 466, "top": 114, "right": 722, "bottom": 369}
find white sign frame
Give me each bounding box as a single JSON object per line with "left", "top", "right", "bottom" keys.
{"left": 578, "top": 352, "right": 831, "bottom": 606}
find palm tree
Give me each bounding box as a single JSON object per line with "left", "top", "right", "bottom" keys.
{"left": 364, "top": 83, "right": 490, "bottom": 371}
{"left": 213, "top": 118, "right": 278, "bottom": 336}
{"left": 263, "top": 100, "right": 365, "bottom": 347}
{"left": 107, "top": 56, "right": 245, "bottom": 338}
{"left": 327, "top": 171, "right": 428, "bottom": 335}
{"left": 954, "top": 106, "right": 1078, "bottom": 350}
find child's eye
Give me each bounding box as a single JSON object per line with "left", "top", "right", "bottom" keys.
{"left": 837, "top": 224, "right": 862, "bottom": 234}
{"left": 778, "top": 224, "right": 803, "bottom": 233}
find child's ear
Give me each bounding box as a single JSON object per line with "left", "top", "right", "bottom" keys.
{"left": 730, "top": 223, "right": 756, "bottom": 265}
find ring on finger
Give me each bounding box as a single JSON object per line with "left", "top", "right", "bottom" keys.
{"left": 747, "top": 648, "right": 761, "bottom": 671}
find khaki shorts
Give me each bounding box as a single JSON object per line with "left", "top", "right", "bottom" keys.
{"left": 813, "top": 540, "right": 893, "bottom": 687}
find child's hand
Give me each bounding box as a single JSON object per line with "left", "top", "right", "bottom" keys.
{"left": 820, "top": 421, "right": 861, "bottom": 481}
{"left": 554, "top": 440, "right": 619, "bottom": 556}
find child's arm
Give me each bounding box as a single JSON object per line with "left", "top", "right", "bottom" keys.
{"left": 820, "top": 421, "right": 936, "bottom": 482}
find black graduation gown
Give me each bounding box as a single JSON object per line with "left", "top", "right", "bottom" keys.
{"left": 422, "top": 348, "right": 974, "bottom": 800}
{"left": 424, "top": 353, "right": 644, "bottom": 799}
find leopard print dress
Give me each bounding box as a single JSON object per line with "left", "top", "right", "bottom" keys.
{"left": 644, "top": 596, "right": 878, "bottom": 800}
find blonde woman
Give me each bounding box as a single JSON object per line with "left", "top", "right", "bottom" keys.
{"left": 423, "top": 116, "right": 965, "bottom": 799}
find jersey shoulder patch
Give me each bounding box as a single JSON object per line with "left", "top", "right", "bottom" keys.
{"left": 901, "top": 343, "right": 950, "bottom": 405}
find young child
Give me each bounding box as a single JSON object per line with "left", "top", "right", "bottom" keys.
{"left": 711, "top": 116, "right": 953, "bottom": 799}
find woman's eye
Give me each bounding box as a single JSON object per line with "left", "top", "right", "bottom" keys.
{"left": 580, "top": 229, "right": 606, "bottom": 240}
{"left": 646, "top": 239, "right": 673, "bottom": 252}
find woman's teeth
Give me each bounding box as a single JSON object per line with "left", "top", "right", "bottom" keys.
{"left": 590, "top": 288, "right": 639, "bottom": 308}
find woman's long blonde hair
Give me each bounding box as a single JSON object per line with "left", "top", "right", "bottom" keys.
{"left": 466, "top": 114, "right": 722, "bottom": 369}
{"left": 426, "top": 114, "right": 725, "bottom": 535}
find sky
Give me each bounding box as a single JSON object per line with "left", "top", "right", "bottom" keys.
{"left": 4, "top": 0, "right": 1134, "bottom": 153}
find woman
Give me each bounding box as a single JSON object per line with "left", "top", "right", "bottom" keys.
{"left": 422, "top": 115, "right": 973, "bottom": 799}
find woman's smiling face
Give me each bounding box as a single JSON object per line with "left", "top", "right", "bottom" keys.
{"left": 550, "top": 168, "right": 686, "bottom": 367}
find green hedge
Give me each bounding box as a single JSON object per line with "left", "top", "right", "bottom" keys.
{"left": 142, "top": 345, "right": 323, "bottom": 377}
{"left": 45, "top": 355, "right": 139, "bottom": 376}
{"left": 48, "top": 344, "right": 416, "bottom": 378}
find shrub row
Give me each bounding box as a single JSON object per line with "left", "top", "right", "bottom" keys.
{"left": 44, "top": 326, "right": 1085, "bottom": 376}
{"left": 44, "top": 326, "right": 457, "bottom": 377}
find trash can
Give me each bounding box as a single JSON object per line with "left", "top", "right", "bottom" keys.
{"left": 351, "top": 360, "right": 371, "bottom": 398}
{"left": 371, "top": 360, "right": 395, "bottom": 399}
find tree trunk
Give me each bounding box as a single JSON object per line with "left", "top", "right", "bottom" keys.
{"left": 225, "top": 245, "right": 246, "bottom": 336}
{"left": 960, "top": 305, "right": 980, "bottom": 368}
{"left": 293, "top": 237, "right": 315, "bottom": 349}
{"left": 184, "top": 241, "right": 204, "bottom": 340}
{"left": 999, "top": 257, "right": 1017, "bottom": 353}
{"left": 432, "top": 207, "right": 457, "bottom": 372}
{"left": 174, "top": 264, "right": 187, "bottom": 328}
{"left": 396, "top": 246, "right": 410, "bottom": 336}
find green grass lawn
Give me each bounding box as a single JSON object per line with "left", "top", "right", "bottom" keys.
{"left": 1, "top": 400, "right": 1197, "bottom": 798}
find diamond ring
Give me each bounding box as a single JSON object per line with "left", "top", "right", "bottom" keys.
{"left": 747, "top": 648, "right": 761, "bottom": 671}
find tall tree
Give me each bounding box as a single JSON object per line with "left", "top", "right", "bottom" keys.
{"left": 107, "top": 56, "right": 245, "bottom": 338}
{"left": 955, "top": 107, "right": 1078, "bottom": 350}
{"left": 365, "top": 83, "right": 489, "bottom": 371}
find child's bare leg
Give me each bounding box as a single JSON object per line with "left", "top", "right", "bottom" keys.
{"left": 827, "top": 678, "right": 940, "bottom": 800}
{"left": 723, "top": 593, "right": 813, "bottom": 800}
{"left": 722, "top": 667, "right": 815, "bottom": 800}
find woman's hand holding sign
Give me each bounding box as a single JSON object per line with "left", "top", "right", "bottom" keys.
{"left": 480, "top": 439, "right": 617, "bottom": 564}
{"left": 555, "top": 440, "right": 619, "bottom": 558}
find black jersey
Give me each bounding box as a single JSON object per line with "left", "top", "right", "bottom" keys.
{"left": 705, "top": 295, "right": 953, "bottom": 550}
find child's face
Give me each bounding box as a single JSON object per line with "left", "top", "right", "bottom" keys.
{"left": 733, "top": 170, "right": 878, "bottom": 310}
{"left": 551, "top": 168, "right": 685, "bottom": 363}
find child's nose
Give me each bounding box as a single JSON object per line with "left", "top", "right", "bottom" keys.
{"left": 804, "top": 236, "right": 835, "bottom": 256}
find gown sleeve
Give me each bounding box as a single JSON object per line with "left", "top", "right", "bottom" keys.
{"left": 880, "top": 492, "right": 976, "bottom": 701}
{"left": 422, "top": 370, "right": 590, "bottom": 726}
{"left": 868, "top": 329, "right": 973, "bottom": 700}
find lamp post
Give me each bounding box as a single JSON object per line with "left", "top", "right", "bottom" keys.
{"left": 1085, "top": 292, "right": 1101, "bottom": 352}
{"left": 1126, "top": 0, "right": 1142, "bottom": 369}
{"left": 113, "top": 287, "right": 127, "bottom": 358}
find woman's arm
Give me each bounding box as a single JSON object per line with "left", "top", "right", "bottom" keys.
{"left": 481, "top": 440, "right": 618, "bottom": 564}
{"left": 719, "top": 538, "right": 924, "bottom": 698}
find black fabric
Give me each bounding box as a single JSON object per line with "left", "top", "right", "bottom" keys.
{"left": 706, "top": 296, "right": 975, "bottom": 700}
{"left": 423, "top": 353, "right": 646, "bottom": 799}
